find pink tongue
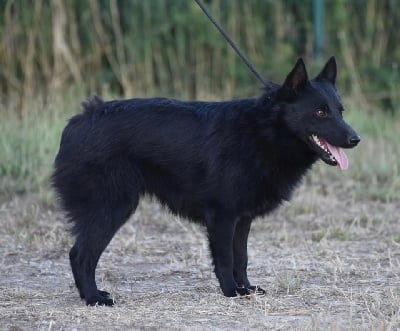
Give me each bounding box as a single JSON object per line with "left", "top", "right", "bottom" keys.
{"left": 325, "top": 141, "right": 349, "bottom": 171}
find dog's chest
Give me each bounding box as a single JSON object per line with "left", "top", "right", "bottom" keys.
{"left": 241, "top": 163, "right": 310, "bottom": 219}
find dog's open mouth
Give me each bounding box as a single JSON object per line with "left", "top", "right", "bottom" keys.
{"left": 309, "top": 134, "right": 349, "bottom": 170}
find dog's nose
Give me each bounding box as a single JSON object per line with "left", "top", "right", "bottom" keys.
{"left": 348, "top": 134, "right": 361, "bottom": 146}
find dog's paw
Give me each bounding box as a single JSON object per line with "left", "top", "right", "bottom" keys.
{"left": 236, "top": 286, "right": 249, "bottom": 296}
{"left": 247, "top": 285, "right": 266, "bottom": 296}
{"left": 80, "top": 289, "right": 111, "bottom": 300}
{"left": 236, "top": 285, "right": 266, "bottom": 296}
{"left": 222, "top": 288, "right": 238, "bottom": 297}
{"left": 86, "top": 294, "right": 115, "bottom": 306}
{"left": 98, "top": 290, "right": 111, "bottom": 298}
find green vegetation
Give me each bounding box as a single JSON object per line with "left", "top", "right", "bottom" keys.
{"left": 0, "top": 97, "right": 65, "bottom": 199}
{"left": 0, "top": 0, "right": 399, "bottom": 109}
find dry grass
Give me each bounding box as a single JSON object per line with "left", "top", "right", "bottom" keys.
{"left": 1, "top": 175, "right": 400, "bottom": 330}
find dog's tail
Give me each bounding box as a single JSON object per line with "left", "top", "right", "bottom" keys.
{"left": 80, "top": 95, "right": 103, "bottom": 115}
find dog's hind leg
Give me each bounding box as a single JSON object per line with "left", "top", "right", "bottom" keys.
{"left": 69, "top": 194, "right": 138, "bottom": 306}
{"left": 65, "top": 161, "right": 143, "bottom": 306}
{"left": 233, "top": 218, "right": 266, "bottom": 296}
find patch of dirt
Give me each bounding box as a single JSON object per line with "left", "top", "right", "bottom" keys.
{"left": 1, "top": 182, "right": 400, "bottom": 330}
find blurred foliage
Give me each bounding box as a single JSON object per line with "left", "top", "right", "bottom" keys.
{"left": 0, "top": 0, "right": 399, "bottom": 112}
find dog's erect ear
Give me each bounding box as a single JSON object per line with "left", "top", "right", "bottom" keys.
{"left": 315, "top": 56, "right": 337, "bottom": 85}
{"left": 278, "top": 58, "right": 308, "bottom": 99}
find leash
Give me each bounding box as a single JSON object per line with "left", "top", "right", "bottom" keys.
{"left": 194, "top": 0, "right": 272, "bottom": 88}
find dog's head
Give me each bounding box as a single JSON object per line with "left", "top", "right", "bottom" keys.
{"left": 274, "top": 57, "right": 360, "bottom": 170}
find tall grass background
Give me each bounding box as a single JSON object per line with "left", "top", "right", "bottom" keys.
{"left": 0, "top": 0, "right": 399, "bottom": 202}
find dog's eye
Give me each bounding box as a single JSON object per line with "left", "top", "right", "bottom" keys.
{"left": 316, "top": 109, "right": 328, "bottom": 118}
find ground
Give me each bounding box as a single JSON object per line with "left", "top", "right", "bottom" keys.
{"left": 1, "top": 175, "right": 400, "bottom": 330}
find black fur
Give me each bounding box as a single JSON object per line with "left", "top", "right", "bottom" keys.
{"left": 52, "top": 58, "right": 360, "bottom": 305}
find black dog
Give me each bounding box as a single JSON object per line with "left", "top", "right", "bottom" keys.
{"left": 52, "top": 57, "right": 360, "bottom": 306}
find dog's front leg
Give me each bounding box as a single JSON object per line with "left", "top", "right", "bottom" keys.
{"left": 205, "top": 211, "right": 237, "bottom": 297}
{"left": 233, "top": 218, "right": 252, "bottom": 288}
{"left": 233, "top": 218, "right": 266, "bottom": 296}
